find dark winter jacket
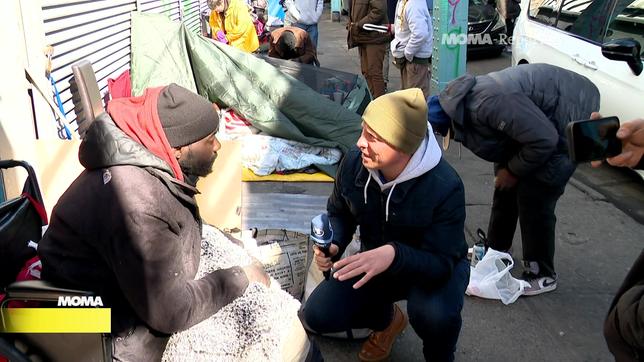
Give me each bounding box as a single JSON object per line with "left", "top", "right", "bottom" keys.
{"left": 347, "top": 0, "right": 391, "bottom": 48}
{"left": 605, "top": 249, "right": 644, "bottom": 361}
{"left": 438, "top": 63, "right": 600, "bottom": 187}
{"left": 328, "top": 139, "right": 467, "bottom": 287}
{"left": 38, "top": 118, "right": 249, "bottom": 361}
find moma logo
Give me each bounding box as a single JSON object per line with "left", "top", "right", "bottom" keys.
{"left": 57, "top": 296, "right": 104, "bottom": 307}
{"left": 442, "top": 33, "right": 512, "bottom": 46}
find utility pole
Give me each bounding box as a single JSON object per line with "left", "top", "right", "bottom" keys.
{"left": 430, "top": 0, "right": 468, "bottom": 94}
{"left": 331, "top": 0, "right": 342, "bottom": 21}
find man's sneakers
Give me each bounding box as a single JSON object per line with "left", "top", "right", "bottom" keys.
{"left": 521, "top": 271, "right": 557, "bottom": 296}
{"left": 358, "top": 304, "right": 407, "bottom": 362}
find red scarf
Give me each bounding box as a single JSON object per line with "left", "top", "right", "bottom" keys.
{"left": 107, "top": 87, "right": 184, "bottom": 181}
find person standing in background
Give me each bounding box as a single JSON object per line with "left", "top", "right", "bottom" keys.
{"left": 496, "top": 0, "right": 520, "bottom": 52}
{"left": 283, "top": 0, "right": 324, "bottom": 47}
{"left": 391, "top": 0, "right": 432, "bottom": 99}
{"left": 382, "top": 0, "right": 398, "bottom": 93}
{"left": 209, "top": 0, "right": 260, "bottom": 52}
{"left": 347, "top": 0, "right": 390, "bottom": 98}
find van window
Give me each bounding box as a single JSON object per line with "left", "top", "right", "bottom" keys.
{"left": 556, "top": 0, "right": 613, "bottom": 42}
{"left": 529, "top": 0, "right": 561, "bottom": 25}
{"left": 604, "top": 0, "right": 644, "bottom": 55}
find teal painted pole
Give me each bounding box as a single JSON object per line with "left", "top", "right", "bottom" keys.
{"left": 331, "top": 0, "right": 341, "bottom": 21}
{"left": 430, "top": 0, "right": 468, "bottom": 94}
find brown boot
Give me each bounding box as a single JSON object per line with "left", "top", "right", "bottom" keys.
{"left": 358, "top": 304, "right": 408, "bottom": 362}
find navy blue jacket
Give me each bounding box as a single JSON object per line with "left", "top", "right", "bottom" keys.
{"left": 327, "top": 148, "right": 467, "bottom": 287}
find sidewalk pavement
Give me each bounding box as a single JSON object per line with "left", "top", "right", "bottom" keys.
{"left": 309, "top": 9, "right": 644, "bottom": 361}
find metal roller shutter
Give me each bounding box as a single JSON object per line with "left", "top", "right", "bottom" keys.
{"left": 182, "top": 0, "right": 203, "bottom": 34}
{"left": 139, "top": 0, "right": 181, "bottom": 22}
{"left": 42, "top": 0, "right": 208, "bottom": 133}
{"left": 43, "top": 0, "right": 136, "bottom": 132}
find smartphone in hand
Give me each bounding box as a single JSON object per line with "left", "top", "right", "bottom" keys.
{"left": 566, "top": 116, "right": 621, "bottom": 163}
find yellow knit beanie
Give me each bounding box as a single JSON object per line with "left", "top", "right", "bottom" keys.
{"left": 362, "top": 88, "right": 428, "bottom": 154}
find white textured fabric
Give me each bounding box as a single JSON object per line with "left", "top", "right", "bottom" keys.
{"left": 241, "top": 134, "right": 342, "bottom": 176}
{"left": 162, "top": 225, "right": 302, "bottom": 362}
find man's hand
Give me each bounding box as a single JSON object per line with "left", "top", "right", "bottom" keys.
{"left": 242, "top": 260, "right": 270, "bottom": 287}
{"left": 313, "top": 244, "right": 339, "bottom": 272}
{"left": 494, "top": 168, "right": 518, "bottom": 190}
{"left": 590, "top": 112, "right": 644, "bottom": 169}
{"left": 333, "top": 244, "right": 395, "bottom": 289}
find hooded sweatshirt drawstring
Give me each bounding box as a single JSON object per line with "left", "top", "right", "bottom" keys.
{"left": 362, "top": 124, "right": 443, "bottom": 223}
{"left": 364, "top": 172, "right": 372, "bottom": 205}
{"left": 363, "top": 173, "right": 396, "bottom": 222}
{"left": 385, "top": 183, "right": 397, "bottom": 222}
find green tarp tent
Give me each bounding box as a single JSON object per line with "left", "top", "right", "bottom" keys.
{"left": 130, "top": 13, "right": 366, "bottom": 176}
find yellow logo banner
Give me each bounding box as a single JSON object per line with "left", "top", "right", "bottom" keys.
{"left": 0, "top": 308, "right": 111, "bottom": 333}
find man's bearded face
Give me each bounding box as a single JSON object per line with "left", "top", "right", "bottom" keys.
{"left": 178, "top": 133, "right": 220, "bottom": 178}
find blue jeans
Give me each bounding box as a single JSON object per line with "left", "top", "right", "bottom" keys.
{"left": 291, "top": 22, "right": 319, "bottom": 48}
{"left": 303, "top": 258, "right": 470, "bottom": 361}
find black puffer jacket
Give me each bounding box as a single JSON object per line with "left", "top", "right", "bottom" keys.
{"left": 328, "top": 147, "right": 467, "bottom": 287}
{"left": 38, "top": 118, "right": 249, "bottom": 361}
{"left": 439, "top": 64, "right": 600, "bottom": 187}
{"left": 604, "top": 249, "right": 644, "bottom": 361}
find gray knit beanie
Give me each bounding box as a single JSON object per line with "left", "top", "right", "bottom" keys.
{"left": 157, "top": 83, "right": 219, "bottom": 148}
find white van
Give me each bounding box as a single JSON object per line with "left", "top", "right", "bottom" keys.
{"left": 511, "top": 0, "right": 644, "bottom": 123}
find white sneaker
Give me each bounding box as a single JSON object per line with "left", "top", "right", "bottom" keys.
{"left": 522, "top": 272, "right": 557, "bottom": 296}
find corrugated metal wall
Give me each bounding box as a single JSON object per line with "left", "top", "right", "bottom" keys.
{"left": 42, "top": 0, "right": 208, "bottom": 133}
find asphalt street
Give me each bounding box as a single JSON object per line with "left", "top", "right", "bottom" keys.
{"left": 307, "top": 10, "right": 644, "bottom": 362}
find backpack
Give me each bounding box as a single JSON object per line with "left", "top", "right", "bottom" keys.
{"left": 0, "top": 160, "right": 47, "bottom": 288}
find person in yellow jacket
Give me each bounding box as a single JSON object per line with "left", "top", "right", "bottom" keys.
{"left": 208, "top": 0, "right": 260, "bottom": 53}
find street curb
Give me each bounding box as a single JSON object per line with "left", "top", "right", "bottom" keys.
{"left": 569, "top": 176, "right": 607, "bottom": 201}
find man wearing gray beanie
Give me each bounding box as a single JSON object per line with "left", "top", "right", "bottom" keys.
{"left": 157, "top": 83, "right": 223, "bottom": 183}
{"left": 39, "top": 83, "right": 270, "bottom": 360}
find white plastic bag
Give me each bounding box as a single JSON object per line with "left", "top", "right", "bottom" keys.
{"left": 466, "top": 248, "right": 530, "bottom": 305}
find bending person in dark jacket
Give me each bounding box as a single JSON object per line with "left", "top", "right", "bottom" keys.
{"left": 268, "top": 26, "right": 320, "bottom": 66}
{"left": 428, "top": 63, "right": 600, "bottom": 296}
{"left": 303, "top": 89, "right": 469, "bottom": 362}
{"left": 38, "top": 84, "right": 269, "bottom": 361}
